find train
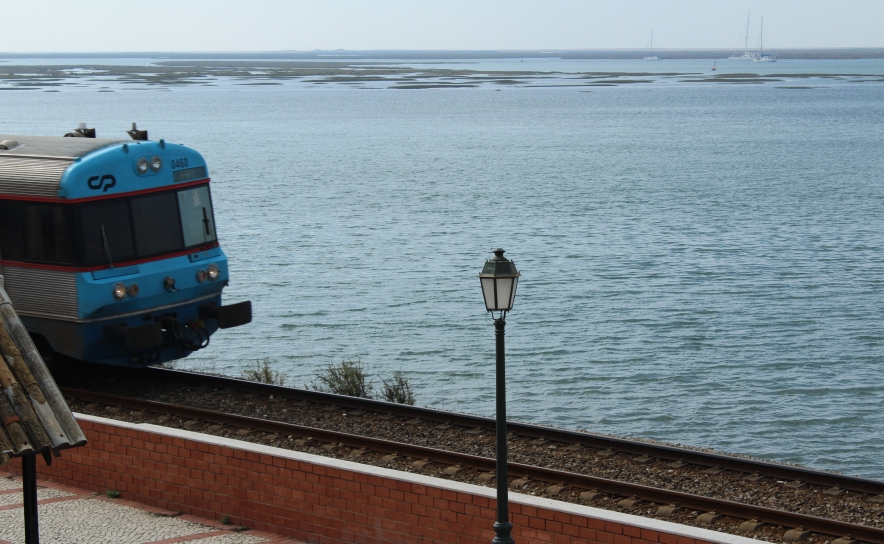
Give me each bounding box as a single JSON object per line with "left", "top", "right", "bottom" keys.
{"left": 0, "top": 124, "right": 251, "bottom": 367}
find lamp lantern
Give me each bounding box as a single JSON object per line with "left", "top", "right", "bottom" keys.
{"left": 479, "top": 249, "right": 520, "bottom": 313}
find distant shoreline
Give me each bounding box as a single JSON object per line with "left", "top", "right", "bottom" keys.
{"left": 1, "top": 49, "right": 883, "bottom": 60}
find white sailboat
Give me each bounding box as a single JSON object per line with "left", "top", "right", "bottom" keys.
{"left": 753, "top": 17, "right": 777, "bottom": 62}
{"left": 643, "top": 30, "right": 662, "bottom": 60}
{"left": 728, "top": 12, "right": 759, "bottom": 61}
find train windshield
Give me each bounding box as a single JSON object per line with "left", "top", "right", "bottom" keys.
{"left": 0, "top": 184, "right": 218, "bottom": 267}
{"left": 78, "top": 184, "right": 217, "bottom": 266}
{"left": 178, "top": 186, "right": 216, "bottom": 247}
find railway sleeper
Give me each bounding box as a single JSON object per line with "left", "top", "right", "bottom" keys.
{"left": 783, "top": 525, "right": 812, "bottom": 542}
{"left": 412, "top": 459, "right": 433, "bottom": 469}
{"left": 696, "top": 510, "right": 723, "bottom": 525}
{"left": 477, "top": 471, "right": 495, "bottom": 482}
{"left": 579, "top": 489, "right": 604, "bottom": 501}
{"left": 618, "top": 496, "right": 644, "bottom": 508}
{"left": 655, "top": 504, "right": 684, "bottom": 518}
{"left": 737, "top": 519, "right": 766, "bottom": 533}
{"left": 544, "top": 483, "right": 568, "bottom": 496}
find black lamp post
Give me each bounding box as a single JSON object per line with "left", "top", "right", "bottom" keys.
{"left": 479, "top": 248, "right": 520, "bottom": 544}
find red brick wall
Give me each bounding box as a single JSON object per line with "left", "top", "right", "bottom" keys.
{"left": 7, "top": 418, "right": 726, "bottom": 544}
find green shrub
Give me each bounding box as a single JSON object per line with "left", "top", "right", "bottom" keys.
{"left": 310, "top": 359, "right": 374, "bottom": 398}
{"left": 106, "top": 490, "right": 120, "bottom": 498}
{"left": 240, "top": 358, "right": 286, "bottom": 386}
{"left": 381, "top": 371, "right": 415, "bottom": 405}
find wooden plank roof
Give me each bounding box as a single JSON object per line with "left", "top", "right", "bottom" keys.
{"left": 0, "top": 284, "right": 86, "bottom": 466}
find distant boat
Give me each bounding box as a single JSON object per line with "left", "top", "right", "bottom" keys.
{"left": 753, "top": 17, "right": 777, "bottom": 62}
{"left": 728, "top": 12, "right": 759, "bottom": 61}
{"left": 643, "top": 30, "right": 662, "bottom": 60}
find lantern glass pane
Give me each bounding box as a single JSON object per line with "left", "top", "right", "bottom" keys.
{"left": 495, "top": 277, "right": 514, "bottom": 310}
{"left": 509, "top": 276, "right": 519, "bottom": 308}
{"left": 481, "top": 277, "right": 497, "bottom": 310}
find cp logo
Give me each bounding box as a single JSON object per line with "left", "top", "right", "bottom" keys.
{"left": 87, "top": 174, "right": 116, "bottom": 192}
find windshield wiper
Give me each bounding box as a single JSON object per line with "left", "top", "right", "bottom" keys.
{"left": 202, "top": 207, "right": 211, "bottom": 238}
{"left": 101, "top": 224, "right": 114, "bottom": 268}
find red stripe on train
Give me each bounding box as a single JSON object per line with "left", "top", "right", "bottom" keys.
{"left": 0, "top": 179, "right": 210, "bottom": 203}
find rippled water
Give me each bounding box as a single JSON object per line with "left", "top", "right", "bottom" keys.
{"left": 2, "top": 58, "right": 883, "bottom": 478}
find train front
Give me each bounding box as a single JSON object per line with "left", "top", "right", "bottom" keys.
{"left": 1, "top": 133, "right": 251, "bottom": 367}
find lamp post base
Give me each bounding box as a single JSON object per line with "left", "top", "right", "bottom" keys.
{"left": 492, "top": 521, "right": 515, "bottom": 544}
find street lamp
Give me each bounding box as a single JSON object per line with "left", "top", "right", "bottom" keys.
{"left": 479, "top": 248, "right": 520, "bottom": 544}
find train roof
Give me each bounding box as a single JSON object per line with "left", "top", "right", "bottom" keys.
{"left": 0, "top": 134, "right": 127, "bottom": 159}
{"left": 0, "top": 134, "right": 206, "bottom": 200}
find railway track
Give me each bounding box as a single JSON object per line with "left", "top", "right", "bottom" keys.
{"left": 145, "top": 368, "right": 884, "bottom": 494}
{"left": 58, "top": 366, "right": 884, "bottom": 544}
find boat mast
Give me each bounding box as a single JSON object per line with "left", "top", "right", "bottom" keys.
{"left": 759, "top": 17, "right": 763, "bottom": 55}
{"left": 745, "top": 11, "right": 750, "bottom": 52}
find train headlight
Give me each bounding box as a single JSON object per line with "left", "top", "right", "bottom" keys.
{"left": 196, "top": 269, "right": 208, "bottom": 283}
{"left": 150, "top": 155, "right": 162, "bottom": 172}
{"left": 207, "top": 263, "right": 220, "bottom": 281}
{"left": 113, "top": 282, "right": 127, "bottom": 300}
{"left": 136, "top": 157, "right": 149, "bottom": 174}
{"left": 127, "top": 283, "right": 140, "bottom": 297}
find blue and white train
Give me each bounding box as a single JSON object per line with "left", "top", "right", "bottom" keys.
{"left": 0, "top": 124, "right": 251, "bottom": 367}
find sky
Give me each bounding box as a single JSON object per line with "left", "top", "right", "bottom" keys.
{"left": 1, "top": 0, "right": 882, "bottom": 53}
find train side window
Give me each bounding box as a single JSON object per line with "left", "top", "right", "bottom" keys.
{"left": 131, "top": 191, "right": 184, "bottom": 257}
{"left": 21, "top": 203, "right": 74, "bottom": 265}
{"left": 0, "top": 200, "right": 25, "bottom": 261}
{"left": 78, "top": 200, "right": 136, "bottom": 266}
{"left": 178, "top": 186, "right": 217, "bottom": 247}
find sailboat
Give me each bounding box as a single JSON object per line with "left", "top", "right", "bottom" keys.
{"left": 643, "top": 30, "right": 662, "bottom": 60}
{"left": 753, "top": 17, "right": 777, "bottom": 62}
{"left": 728, "top": 12, "right": 759, "bottom": 61}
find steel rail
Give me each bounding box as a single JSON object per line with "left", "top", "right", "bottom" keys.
{"left": 63, "top": 387, "right": 884, "bottom": 544}
{"left": 142, "top": 367, "right": 884, "bottom": 496}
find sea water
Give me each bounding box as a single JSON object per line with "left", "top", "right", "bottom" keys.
{"left": 1, "top": 57, "right": 883, "bottom": 478}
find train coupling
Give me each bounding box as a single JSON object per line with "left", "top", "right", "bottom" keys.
{"left": 104, "top": 322, "right": 164, "bottom": 352}
{"left": 199, "top": 301, "right": 252, "bottom": 329}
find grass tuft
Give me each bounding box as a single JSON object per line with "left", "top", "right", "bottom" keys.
{"left": 381, "top": 371, "right": 416, "bottom": 405}
{"left": 240, "top": 358, "right": 287, "bottom": 386}
{"left": 309, "top": 359, "right": 374, "bottom": 398}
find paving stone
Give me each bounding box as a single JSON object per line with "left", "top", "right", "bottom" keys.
{"left": 0, "top": 476, "right": 21, "bottom": 491}
{"left": 0, "top": 487, "right": 72, "bottom": 506}
{"left": 0, "top": 497, "right": 271, "bottom": 544}
{"left": 189, "top": 534, "right": 269, "bottom": 543}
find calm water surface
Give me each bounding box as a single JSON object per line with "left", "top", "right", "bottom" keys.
{"left": 2, "top": 59, "right": 883, "bottom": 478}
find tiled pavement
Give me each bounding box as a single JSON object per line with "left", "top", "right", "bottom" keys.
{"left": 0, "top": 471, "right": 304, "bottom": 544}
